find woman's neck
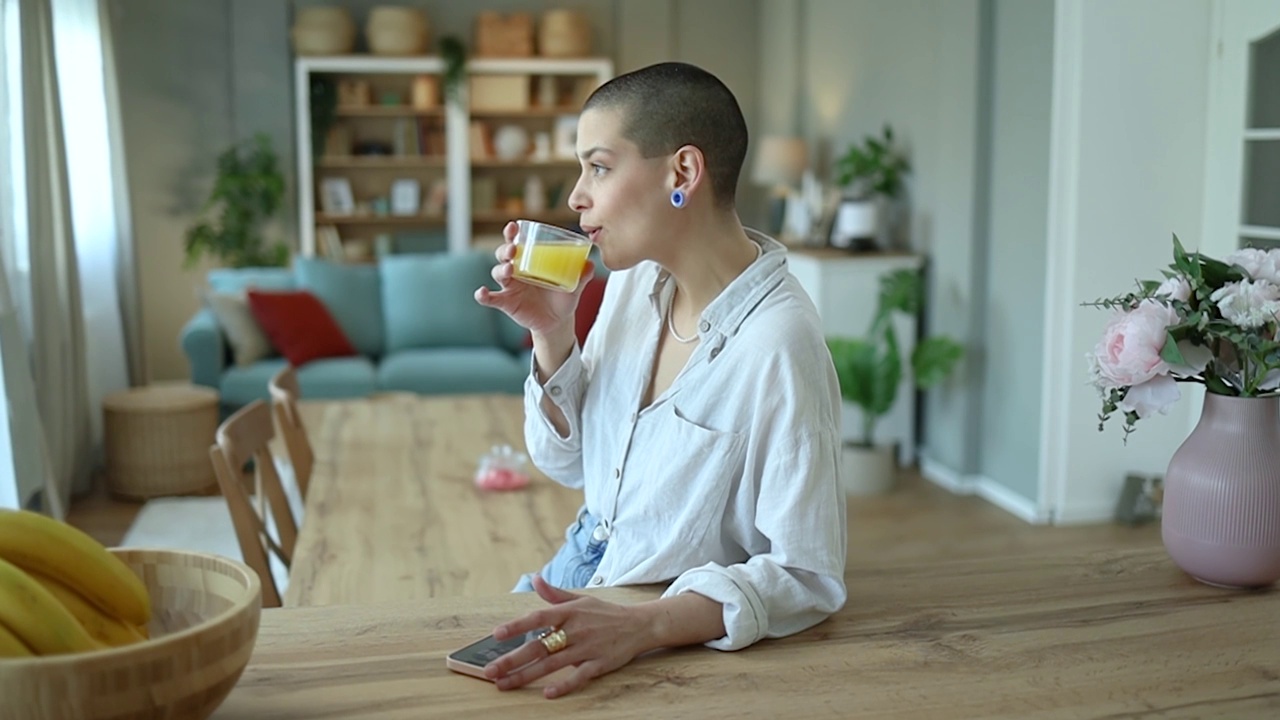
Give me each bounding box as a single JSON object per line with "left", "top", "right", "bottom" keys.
{"left": 662, "top": 210, "right": 759, "bottom": 321}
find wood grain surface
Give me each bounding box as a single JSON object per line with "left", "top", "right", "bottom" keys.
{"left": 283, "top": 393, "right": 583, "bottom": 605}
{"left": 215, "top": 547, "right": 1279, "bottom": 719}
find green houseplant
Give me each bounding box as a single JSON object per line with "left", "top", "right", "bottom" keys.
{"left": 184, "top": 133, "right": 290, "bottom": 269}
{"left": 831, "top": 124, "right": 910, "bottom": 251}
{"left": 826, "top": 268, "right": 964, "bottom": 492}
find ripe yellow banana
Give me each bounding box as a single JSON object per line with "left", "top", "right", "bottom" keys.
{"left": 0, "top": 509, "right": 150, "bottom": 626}
{"left": 28, "top": 570, "right": 145, "bottom": 648}
{"left": 0, "top": 557, "right": 98, "bottom": 655}
{"left": 0, "top": 621, "right": 32, "bottom": 657}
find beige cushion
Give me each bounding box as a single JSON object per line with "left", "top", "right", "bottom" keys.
{"left": 206, "top": 291, "right": 274, "bottom": 367}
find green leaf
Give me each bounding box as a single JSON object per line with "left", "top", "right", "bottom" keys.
{"left": 827, "top": 338, "right": 876, "bottom": 410}
{"left": 1160, "top": 333, "right": 1187, "bottom": 366}
{"left": 869, "top": 325, "right": 901, "bottom": 418}
{"left": 1138, "top": 279, "right": 1162, "bottom": 294}
{"left": 912, "top": 337, "right": 965, "bottom": 389}
{"left": 1205, "top": 375, "right": 1234, "bottom": 395}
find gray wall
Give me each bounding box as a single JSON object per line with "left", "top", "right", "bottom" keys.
{"left": 112, "top": 0, "right": 762, "bottom": 382}
{"left": 977, "top": 0, "right": 1053, "bottom": 500}
{"left": 795, "top": 0, "right": 985, "bottom": 473}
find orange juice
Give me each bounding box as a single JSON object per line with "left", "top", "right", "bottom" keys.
{"left": 513, "top": 242, "right": 590, "bottom": 292}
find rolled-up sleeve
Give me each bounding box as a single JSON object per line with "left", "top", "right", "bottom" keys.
{"left": 523, "top": 343, "right": 590, "bottom": 490}
{"left": 660, "top": 427, "right": 848, "bottom": 650}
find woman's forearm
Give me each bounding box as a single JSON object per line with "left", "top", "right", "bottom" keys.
{"left": 532, "top": 323, "right": 577, "bottom": 437}
{"left": 634, "top": 592, "right": 726, "bottom": 653}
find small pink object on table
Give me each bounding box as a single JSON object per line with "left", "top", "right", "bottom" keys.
{"left": 474, "top": 445, "right": 530, "bottom": 491}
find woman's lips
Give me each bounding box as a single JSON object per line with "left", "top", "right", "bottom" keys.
{"left": 583, "top": 226, "right": 601, "bottom": 244}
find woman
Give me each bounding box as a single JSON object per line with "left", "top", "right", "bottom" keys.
{"left": 473, "top": 61, "right": 847, "bottom": 699}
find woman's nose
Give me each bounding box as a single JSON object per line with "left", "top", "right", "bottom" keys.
{"left": 567, "top": 180, "right": 589, "bottom": 213}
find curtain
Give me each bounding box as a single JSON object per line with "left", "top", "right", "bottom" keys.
{"left": 0, "top": 0, "right": 134, "bottom": 515}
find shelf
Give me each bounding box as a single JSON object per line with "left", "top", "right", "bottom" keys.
{"left": 316, "top": 156, "right": 446, "bottom": 169}
{"left": 316, "top": 214, "right": 446, "bottom": 226}
{"left": 336, "top": 106, "right": 444, "bottom": 118}
{"left": 469, "top": 106, "right": 580, "bottom": 119}
{"left": 472, "top": 210, "right": 577, "bottom": 224}
{"left": 470, "top": 158, "right": 579, "bottom": 168}
{"left": 298, "top": 55, "right": 445, "bottom": 74}
{"left": 468, "top": 57, "right": 613, "bottom": 76}
{"left": 1245, "top": 128, "right": 1280, "bottom": 141}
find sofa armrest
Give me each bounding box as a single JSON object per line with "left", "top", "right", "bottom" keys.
{"left": 180, "top": 308, "right": 225, "bottom": 390}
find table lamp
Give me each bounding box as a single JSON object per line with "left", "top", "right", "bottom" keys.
{"left": 751, "top": 136, "right": 809, "bottom": 242}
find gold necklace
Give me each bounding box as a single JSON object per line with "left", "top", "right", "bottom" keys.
{"left": 666, "top": 242, "right": 762, "bottom": 344}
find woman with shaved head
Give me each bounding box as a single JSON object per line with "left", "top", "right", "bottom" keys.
{"left": 475, "top": 61, "right": 846, "bottom": 699}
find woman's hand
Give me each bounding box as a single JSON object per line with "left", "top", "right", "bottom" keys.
{"left": 483, "top": 575, "right": 653, "bottom": 699}
{"left": 474, "top": 221, "right": 594, "bottom": 337}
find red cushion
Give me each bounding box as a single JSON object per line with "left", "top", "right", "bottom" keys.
{"left": 575, "top": 276, "right": 608, "bottom": 346}
{"left": 246, "top": 290, "right": 357, "bottom": 367}
{"left": 520, "top": 275, "right": 608, "bottom": 349}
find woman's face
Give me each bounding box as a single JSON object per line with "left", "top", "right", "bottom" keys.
{"left": 566, "top": 107, "right": 671, "bottom": 270}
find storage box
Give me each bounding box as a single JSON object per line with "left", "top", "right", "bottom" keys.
{"left": 475, "top": 11, "right": 534, "bottom": 57}
{"left": 469, "top": 75, "right": 530, "bottom": 112}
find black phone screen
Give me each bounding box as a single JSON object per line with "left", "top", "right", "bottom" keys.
{"left": 448, "top": 627, "right": 552, "bottom": 667}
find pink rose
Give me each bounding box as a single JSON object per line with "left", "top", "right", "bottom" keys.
{"left": 1091, "top": 300, "right": 1179, "bottom": 389}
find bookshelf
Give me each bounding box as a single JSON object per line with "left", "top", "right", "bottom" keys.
{"left": 294, "top": 55, "right": 613, "bottom": 259}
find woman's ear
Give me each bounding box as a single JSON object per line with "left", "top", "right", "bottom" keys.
{"left": 670, "top": 145, "right": 706, "bottom": 199}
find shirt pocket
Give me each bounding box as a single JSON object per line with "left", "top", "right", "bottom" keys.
{"left": 645, "top": 401, "right": 748, "bottom": 548}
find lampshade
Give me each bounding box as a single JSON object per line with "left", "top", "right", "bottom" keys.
{"left": 751, "top": 136, "right": 808, "bottom": 187}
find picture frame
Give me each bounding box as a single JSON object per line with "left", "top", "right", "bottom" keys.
{"left": 553, "top": 114, "right": 579, "bottom": 160}
{"left": 317, "top": 225, "right": 344, "bottom": 262}
{"left": 320, "top": 178, "right": 355, "bottom": 216}
{"left": 390, "top": 178, "right": 421, "bottom": 216}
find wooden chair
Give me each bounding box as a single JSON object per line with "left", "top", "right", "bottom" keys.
{"left": 268, "top": 366, "right": 314, "bottom": 499}
{"left": 208, "top": 400, "right": 299, "bottom": 608}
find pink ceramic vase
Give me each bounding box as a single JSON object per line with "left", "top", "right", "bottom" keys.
{"left": 1162, "top": 392, "right": 1280, "bottom": 588}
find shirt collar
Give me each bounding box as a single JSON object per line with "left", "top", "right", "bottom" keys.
{"left": 646, "top": 227, "right": 789, "bottom": 340}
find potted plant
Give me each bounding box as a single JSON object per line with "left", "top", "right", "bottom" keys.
{"left": 831, "top": 124, "right": 910, "bottom": 251}
{"left": 827, "top": 268, "right": 964, "bottom": 494}
{"left": 184, "top": 133, "right": 290, "bottom": 269}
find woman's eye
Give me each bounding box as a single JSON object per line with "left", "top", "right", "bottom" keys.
{"left": 591, "top": 164, "right": 608, "bottom": 177}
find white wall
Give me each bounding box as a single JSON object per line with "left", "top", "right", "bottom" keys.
{"left": 1039, "top": 0, "right": 1213, "bottom": 523}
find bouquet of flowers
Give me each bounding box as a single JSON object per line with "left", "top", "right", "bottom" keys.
{"left": 1086, "top": 236, "right": 1280, "bottom": 441}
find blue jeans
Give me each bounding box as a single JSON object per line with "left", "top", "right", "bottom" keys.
{"left": 512, "top": 508, "right": 608, "bottom": 592}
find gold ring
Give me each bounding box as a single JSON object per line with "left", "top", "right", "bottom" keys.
{"left": 538, "top": 628, "right": 568, "bottom": 654}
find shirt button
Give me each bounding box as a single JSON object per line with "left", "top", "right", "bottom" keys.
{"left": 699, "top": 320, "right": 711, "bottom": 332}
{"left": 549, "top": 385, "right": 562, "bottom": 396}
{"left": 710, "top": 347, "right": 721, "bottom": 359}
{"left": 591, "top": 577, "right": 604, "bottom": 586}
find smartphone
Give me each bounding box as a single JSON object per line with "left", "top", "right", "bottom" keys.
{"left": 445, "top": 627, "right": 551, "bottom": 680}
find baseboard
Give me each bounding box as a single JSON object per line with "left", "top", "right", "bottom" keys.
{"left": 918, "top": 455, "right": 1048, "bottom": 525}
{"left": 919, "top": 456, "right": 975, "bottom": 494}
{"left": 1050, "top": 501, "right": 1116, "bottom": 526}
{"left": 972, "top": 475, "right": 1049, "bottom": 525}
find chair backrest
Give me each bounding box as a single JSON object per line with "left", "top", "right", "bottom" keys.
{"left": 268, "top": 366, "right": 314, "bottom": 499}
{"left": 208, "top": 399, "right": 298, "bottom": 608}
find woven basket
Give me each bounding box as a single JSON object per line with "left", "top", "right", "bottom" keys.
{"left": 0, "top": 549, "right": 261, "bottom": 720}
{"left": 539, "top": 10, "right": 591, "bottom": 57}
{"left": 366, "top": 6, "right": 430, "bottom": 56}
{"left": 102, "top": 384, "right": 220, "bottom": 500}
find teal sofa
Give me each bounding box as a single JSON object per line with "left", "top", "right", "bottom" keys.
{"left": 180, "top": 251, "right": 536, "bottom": 413}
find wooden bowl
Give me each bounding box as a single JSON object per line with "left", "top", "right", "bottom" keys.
{"left": 0, "top": 549, "right": 262, "bottom": 720}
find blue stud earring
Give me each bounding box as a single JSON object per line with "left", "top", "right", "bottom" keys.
{"left": 670, "top": 189, "right": 685, "bottom": 208}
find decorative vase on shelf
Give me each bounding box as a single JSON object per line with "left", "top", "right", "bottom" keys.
{"left": 1161, "top": 392, "right": 1280, "bottom": 589}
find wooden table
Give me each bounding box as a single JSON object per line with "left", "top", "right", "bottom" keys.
{"left": 285, "top": 393, "right": 583, "bottom": 605}
{"left": 215, "top": 547, "right": 1279, "bottom": 718}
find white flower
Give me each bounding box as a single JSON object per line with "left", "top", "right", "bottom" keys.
{"left": 1224, "top": 248, "right": 1280, "bottom": 284}
{"left": 1167, "top": 340, "right": 1213, "bottom": 378}
{"left": 1119, "top": 374, "right": 1181, "bottom": 418}
{"left": 1210, "top": 279, "right": 1280, "bottom": 329}
{"left": 1154, "top": 276, "right": 1191, "bottom": 302}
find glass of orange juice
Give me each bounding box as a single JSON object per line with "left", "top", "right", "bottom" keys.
{"left": 511, "top": 220, "right": 591, "bottom": 292}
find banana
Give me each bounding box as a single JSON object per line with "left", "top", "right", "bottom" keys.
{"left": 0, "top": 621, "right": 32, "bottom": 657}
{"left": 28, "top": 570, "right": 146, "bottom": 648}
{"left": 0, "top": 557, "right": 98, "bottom": 655}
{"left": 0, "top": 509, "right": 150, "bottom": 626}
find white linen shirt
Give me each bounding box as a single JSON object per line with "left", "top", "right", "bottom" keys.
{"left": 523, "top": 229, "right": 848, "bottom": 651}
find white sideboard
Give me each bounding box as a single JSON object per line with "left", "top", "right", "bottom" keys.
{"left": 787, "top": 247, "right": 926, "bottom": 466}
